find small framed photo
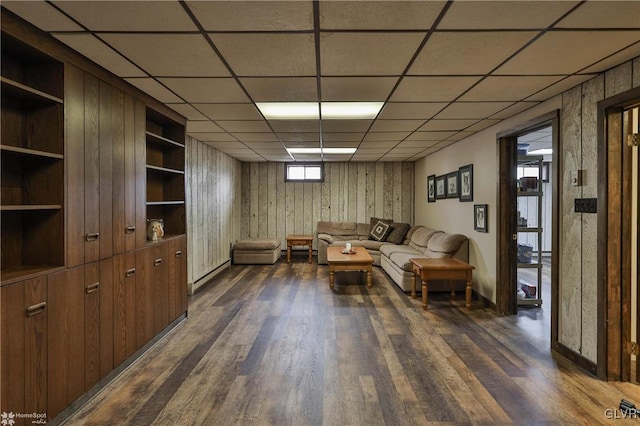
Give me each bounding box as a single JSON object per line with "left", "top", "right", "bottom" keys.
{"left": 474, "top": 204, "right": 488, "bottom": 233}
{"left": 459, "top": 164, "right": 473, "bottom": 202}
{"left": 446, "top": 171, "right": 459, "bottom": 199}
{"left": 427, "top": 174, "right": 436, "bottom": 203}
{"left": 436, "top": 175, "right": 446, "bottom": 199}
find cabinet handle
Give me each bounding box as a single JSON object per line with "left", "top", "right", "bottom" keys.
{"left": 26, "top": 302, "right": 46, "bottom": 317}
{"left": 175, "top": 250, "right": 182, "bottom": 257}
{"left": 85, "top": 232, "right": 100, "bottom": 242}
{"left": 86, "top": 282, "right": 100, "bottom": 294}
{"left": 126, "top": 268, "right": 136, "bottom": 277}
{"left": 154, "top": 258, "right": 162, "bottom": 266}
{"left": 126, "top": 226, "right": 136, "bottom": 234}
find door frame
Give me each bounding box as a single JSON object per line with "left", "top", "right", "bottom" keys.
{"left": 496, "top": 111, "right": 559, "bottom": 319}
{"left": 596, "top": 86, "right": 640, "bottom": 381}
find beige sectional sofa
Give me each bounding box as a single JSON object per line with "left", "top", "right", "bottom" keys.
{"left": 317, "top": 221, "right": 469, "bottom": 292}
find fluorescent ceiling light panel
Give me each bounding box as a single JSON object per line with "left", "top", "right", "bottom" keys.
{"left": 286, "top": 147, "right": 357, "bottom": 154}
{"left": 321, "top": 102, "right": 384, "bottom": 119}
{"left": 257, "top": 102, "right": 384, "bottom": 120}
{"left": 528, "top": 148, "right": 552, "bottom": 155}
{"left": 256, "top": 102, "right": 318, "bottom": 119}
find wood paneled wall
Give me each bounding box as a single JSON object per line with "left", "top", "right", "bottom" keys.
{"left": 559, "top": 58, "right": 640, "bottom": 362}
{"left": 185, "top": 137, "right": 242, "bottom": 289}
{"left": 240, "top": 162, "right": 414, "bottom": 248}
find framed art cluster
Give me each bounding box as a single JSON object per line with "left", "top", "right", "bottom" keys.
{"left": 427, "top": 164, "right": 473, "bottom": 203}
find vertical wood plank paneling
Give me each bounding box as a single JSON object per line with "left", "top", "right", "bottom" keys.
{"left": 349, "top": 163, "right": 358, "bottom": 220}
{"left": 605, "top": 62, "right": 633, "bottom": 98}
{"left": 375, "top": 163, "right": 384, "bottom": 216}
{"left": 285, "top": 176, "right": 295, "bottom": 236}
{"left": 402, "top": 162, "right": 413, "bottom": 223}
{"left": 383, "top": 163, "right": 394, "bottom": 219}
{"left": 250, "top": 163, "right": 259, "bottom": 237}
{"left": 321, "top": 163, "right": 331, "bottom": 221}
{"left": 267, "top": 163, "right": 277, "bottom": 237}
{"left": 276, "top": 163, "right": 286, "bottom": 247}
{"left": 241, "top": 163, "right": 251, "bottom": 239}
{"left": 357, "top": 163, "right": 367, "bottom": 223}
{"left": 393, "top": 162, "right": 403, "bottom": 221}
{"left": 580, "top": 75, "right": 604, "bottom": 362}
{"left": 258, "top": 163, "right": 269, "bottom": 236}
{"left": 366, "top": 163, "right": 376, "bottom": 220}
{"left": 559, "top": 86, "right": 583, "bottom": 353}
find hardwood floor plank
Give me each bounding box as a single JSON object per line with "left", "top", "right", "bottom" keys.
{"left": 65, "top": 263, "right": 640, "bottom": 426}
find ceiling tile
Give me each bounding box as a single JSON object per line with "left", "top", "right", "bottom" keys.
{"left": 166, "top": 104, "right": 208, "bottom": 121}
{"left": 54, "top": 34, "right": 146, "bottom": 77}
{"left": 322, "top": 120, "right": 372, "bottom": 132}
{"left": 405, "top": 131, "right": 457, "bottom": 141}
{"left": 391, "top": 76, "right": 480, "bottom": 102}
{"left": 53, "top": 1, "right": 197, "bottom": 31}
{"left": 388, "top": 147, "right": 423, "bottom": 154}
{"left": 322, "top": 132, "right": 365, "bottom": 142}
{"left": 418, "top": 119, "right": 478, "bottom": 131}
{"left": 459, "top": 76, "right": 563, "bottom": 101}
{"left": 497, "top": 31, "right": 640, "bottom": 75}
{"left": 438, "top": 1, "right": 579, "bottom": 29}
{"left": 188, "top": 132, "right": 237, "bottom": 142}
{"left": 241, "top": 77, "right": 318, "bottom": 102}
{"left": 321, "top": 77, "right": 398, "bottom": 101}
{"left": 278, "top": 132, "right": 319, "bottom": 142}
{"left": 230, "top": 132, "right": 279, "bottom": 142}
{"left": 363, "top": 132, "right": 411, "bottom": 142}
{"left": 434, "top": 102, "right": 514, "bottom": 119}
{"left": 322, "top": 154, "right": 355, "bottom": 162}
{"left": 446, "top": 132, "right": 474, "bottom": 142}
{"left": 204, "top": 141, "right": 245, "bottom": 150}
{"left": 212, "top": 33, "right": 316, "bottom": 76}
{"left": 409, "top": 31, "right": 537, "bottom": 75}
{"left": 353, "top": 147, "right": 390, "bottom": 154}
{"left": 319, "top": 1, "right": 445, "bottom": 30}
{"left": 351, "top": 153, "right": 383, "bottom": 161}
{"left": 581, "top": 43, "right": 640, "bottom": 74}
{"left": 557, "top": 1, "right": 640, "bottom": 28}
{"left": 159, "top": 78, "right": 248, "bottom": 103}
{"left": 215, "top": 120, "right": 272, "bottom": 133}
{"left": 292, "top": 154, "right": 323, "bottom": 162}
{"left": 124, "top": 78, "right": 183, "bottom": 103}
{"left": 3, "top": 1, "right": 83, "bottom": 31}
{"left": 270, "top": 121, "right": 319, "bottom": 132}
{"left": 186, "top": 1, "right": 313, "bottom": 31}
{"left": 490, "top": 102, "right": 539, "bottom": 119}
{"left": 194, "top": 104, "right": 263, "bottom": 121}
{"left": 358, "top": 141, "right": 397, "bottom": 149}
{"left": 377, "top": 102, "right": 447, "bottom": 120}
{"left": 464, "top": 120, "right": 501, "bottom": 132}
{"left": 244, "top": 141, "right": 283, "bottom": 149}
{"left": 320, "top": 32, "right": 425, "bottom": 76}
{"left": 186, "top": 121, "right": 224, "bottom": 133}
{"left": 395, "top": 140, "right": 441, "bottom": 149}
{"left": 283, "top": 141, "right": 320, "bottom": 148}
{"left": 369, "top": 120, "right": 424, "bottom": 132}
{"left": 525, "top": 75, "right": 596, "bottom": 102}
{"left": 323, "top": 141, "right": 361, "bottom": 148}
{"left": 100, "top": 34, "right": 229, "bottom": 77}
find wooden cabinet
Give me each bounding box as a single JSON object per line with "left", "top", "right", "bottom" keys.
{"left": 0, "top": 277, "right": 48, "bottom": 424}
{"left": 169, "top": 236, "right": 188, "bottom": 322}
{"left": 66, "top": 65, "right": 146, "bottom": 267}
{"left": 146, "top": 108, "right": 186, "bottom": 238}
{"left": 113, "top": 252, "right": 138, "bottom": 367}
{"left": 1, "top": 33, "right": 64, "bottom": 285}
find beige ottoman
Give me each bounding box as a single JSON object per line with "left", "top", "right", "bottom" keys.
{"left": 233, "top": 238, "right": 282, "bottom": 264}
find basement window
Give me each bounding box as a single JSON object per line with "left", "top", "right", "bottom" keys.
{"left": 285, "top": 163, "right": 324, "bottom": 182}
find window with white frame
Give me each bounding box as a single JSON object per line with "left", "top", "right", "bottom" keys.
{"left": 285, "top": 163, "right": 323, "bottom": 182}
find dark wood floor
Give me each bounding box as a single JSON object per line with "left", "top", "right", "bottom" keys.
{"left": 66, "top": 258, "right": 638, "bottom": 425}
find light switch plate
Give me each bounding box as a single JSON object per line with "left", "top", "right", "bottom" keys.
{"left": 570, "top": 170, "right": 582, "bottom": 186}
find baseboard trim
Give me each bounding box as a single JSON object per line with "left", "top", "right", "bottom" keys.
{"left": 189, "top": 260, "right": 231, "bottom": 295}
{"left": 552, "top": 341, "right": 598, "bottom": 377}
{"left": 51, "top": 314, "right": 187, "bottom": 425}
{"left": 475, "top": 291, "right": 497, "bottom": 310}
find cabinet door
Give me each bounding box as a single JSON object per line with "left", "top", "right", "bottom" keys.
{"left": 113, "top": 252, "right": 137, "bottom": 367}
{"left": 169, "top": 236, "right": 187, "bottom": 321}
{"left": 48, "top": 267, "right": 85, "bottom": 419}
{"left": 0, "top": 277, "right": 47, "bottom": 424}
{"left": 149, "top": 242, "right": 170, "bottom": 334}
{"left": 135, "top": 247, "right": 154, "bottom": 349}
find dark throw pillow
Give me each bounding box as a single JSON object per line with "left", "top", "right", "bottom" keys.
{"left": 385, "top": 222, "right": 411, "bottom": 245}
{"left": 369, "top": 220, "right": 392, "bottom": 241}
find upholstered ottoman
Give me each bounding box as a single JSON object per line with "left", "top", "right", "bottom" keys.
{"left": 233, "top": 238, "right": 282, "bottom": 264}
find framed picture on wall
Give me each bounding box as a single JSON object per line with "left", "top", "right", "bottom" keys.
{"left": 436, "top": 175, "right": 446, "bottom": 199}
{"left": 474, "top": 204, "right": 488, "bottom": 232}
{"left": 427, "top": 174, "right": 436, "bottom": 202}
{"left": 459, "top": 164, "right": 473, "bottom": 202}
{"left": 446, "top": 171, "right": 459, "bottom": 199}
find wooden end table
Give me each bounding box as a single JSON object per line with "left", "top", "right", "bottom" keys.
{"left": 286, "top": 234, "right": 313, "bottom": 263}
{"left": 326, "top": 246, "right": 374, "bottom": 289}
{"left": 409, "top": 258, "right": 475, "bottom": 310}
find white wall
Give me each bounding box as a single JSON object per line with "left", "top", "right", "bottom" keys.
{"left": 414, "top": 98, "right": 561, "bottom": 303}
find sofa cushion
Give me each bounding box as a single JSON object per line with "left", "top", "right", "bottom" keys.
{"left": 317, "top": 233, "right": 334, "bottom": 244}
{"left": 408, "top": 227, "right": 441, "bottom": 252}
{"left": 380, "top": 244, "right": 421, "bottom": 257}
{"left": 317, "top": 221, "right": 358, "bottom": 236}
{"left": 389, "top": 252, "right": 428, "bottom": 272}
{"left": 403, "top": 225, "right": 422, "bottom": 244}
{"left": 369, "top": 220, "right": 392, "bottom": 241}
{"left": 425, "top": 233, "right": 468, "bottom": 257}
{"left": 385, "top": 222, "right": 411, "bottom": 245}
{"left": 334, "top": 234, "right": 359, "bottom": 241}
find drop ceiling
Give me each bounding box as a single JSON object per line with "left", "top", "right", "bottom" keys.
{"left": 3, "top": 1, "right": 640, "bottom": 162}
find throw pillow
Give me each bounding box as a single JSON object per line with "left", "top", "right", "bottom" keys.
{"left": 368, "top": 217, "right": 392, "bottom": 240}
{"left": 385, "top": 222, "right": 411, "bottom": 245}
{"left": 369, "top": 220, "right": 391, "bottom": 241}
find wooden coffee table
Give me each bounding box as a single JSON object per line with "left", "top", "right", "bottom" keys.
{"left": 409, "top": 258, "right": 475, "bottom": 310}
{"left": 286, "top": 234, "right": 313, "bottom": 263}
{"left": 326, "top": 246, "right": 374, "bottom": 289}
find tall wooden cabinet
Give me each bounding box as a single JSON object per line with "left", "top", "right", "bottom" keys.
{"left": 1, "top": 16, "right": 188, "bottom": 424}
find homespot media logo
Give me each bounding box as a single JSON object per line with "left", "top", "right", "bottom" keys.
{"left": 1, "top": 412, "right": 47, "bottom": 425}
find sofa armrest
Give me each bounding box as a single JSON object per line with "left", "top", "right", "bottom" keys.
{"left": 318, "top": 233, "right": 335, "bottom": 244}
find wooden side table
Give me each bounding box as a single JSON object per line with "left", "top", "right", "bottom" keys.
{"left": 286, "top": 234, "right": 313, "bottom": 263}
{"left": 409, "top": 258, "right": 475, "bottom": 310}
